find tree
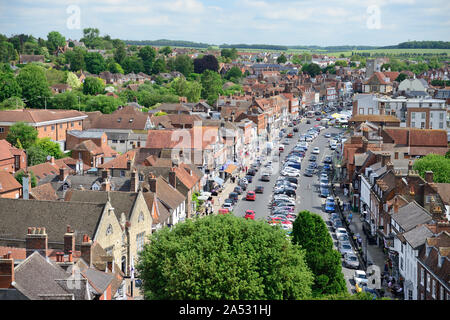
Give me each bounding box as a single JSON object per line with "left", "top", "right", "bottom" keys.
{"left": 15, "top": 170, "right": 37, "bottom": 188}
{"left": 395, "top": 73, "right": 408, "bottom": 83}
{"left": 194, "top": 54, "right": 219, "bottom": 74}
{"left": 292, "top": 210, "right": 347, "bottom": 296}
{"left": 136, "top": 214, "right": 313, "bottom": 300}
{"left": 82, "top": 77, "right": 105, "bottom": 95}
{"left": 65, "top": 47, "right": 86, "bottom": 72}
{"left": 0, "top": 72, "right": 21, "bottom": 102}
{"left": 113, "top": 42, "right": 127, "bottom": 65}
{"left": 224, "top": 66, "right": 243, "bottom": 83}
{"left": 152, "top": 58, "right": 166, "bottom": 74}
{"left": 84, "top": 52, "right": 106, "bottom": 74}
{"left": 200, "top": 70, "right": 222, "bottom": 105}
{"left": 446, "top": 150, "right": 450, "bottom": 159}
{"left": 138, "top": 46, "right": 156, "bottom": 74}
{"left": 46, "top": 31, "right": 66, "bottom": 54}
{"left": 173, "top": 54, "right": 193, "bottom": 76}
{"left": 413, "top": 154, "right": 450, "bottom": 183}
{"left": 36, "top": 137, "right": 64, "bottom": 159}
{"left": 334, "top": 60, "right": 348, "bottom": 67}
{"left": 45, "top": 68, "right": 67, "bottom": 86}
{"left": 85, "top": 94, "right": 123, "bottom": 114}
{"left": 16, "top": 64, "right": 51, "bottom": 109}
{"left": 170, "top": 78, "right": 202, "bottom": 102}
{"left": 81, "top": 28, "right": 100, "bottom": 48}
{"left": 0, "top": 96, "right": 25, "bottom": 110}
{"left": 121, "top": 55, "right": 144, "bottom": 74}
{"left": 66, "top": 72, "right": 82, "bottom": 89}
{"left": 107, "top": 61, "right": 124, "bottom": 74}
{"left": 6, "top": 122, "right": 38, "bottom": 150}
{"left": 277, "top": 54, "right": 287, "bottom": 64}
{"left": 302, "top": 63, "right": 322, "bottom": 77}
{"left": 291, "top": 54, "right": 302, "bottom": 65}
{"left": 221, "top": 48, "right": 238, "bottom": 60}
{"left": 0, "top": 40, "right": 17, "bottom": 63}
{"left": 26, "top": 144, "right": 48, "bottom": 166}
{"left": 159, "top": 46, "right": 172, "bottom": 56}
{"left": 49, "top": 91, "right": 82, "bottom": 110}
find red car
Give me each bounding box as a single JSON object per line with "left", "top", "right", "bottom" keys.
{"left": 287, "top": 133, "right": 293, "bottom": 138}
{"left": 245, "top": 210, "right": 255, "bottom": 220}
{"left": 246, "top": 191, "right": 256, "bottom": 201}
{"left": 279, "top": 145, "right": 284, "bottom": 152}
{"left": 316, "top": 117, "right": 321, "bottom": 121}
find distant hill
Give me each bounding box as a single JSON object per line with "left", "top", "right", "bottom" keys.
{"left": 123, "top": 39, "right": 450, "bottom": 51}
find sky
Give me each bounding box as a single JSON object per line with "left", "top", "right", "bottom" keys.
{"left": 0, "top": 0, "right": 449, "bottom": 46}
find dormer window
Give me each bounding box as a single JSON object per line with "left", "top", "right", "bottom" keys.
{"left": 106, "top": 224, "right": 113, "bottom": 236}
{"left": 117, "top": 118, "right": 122, "bottom": 123}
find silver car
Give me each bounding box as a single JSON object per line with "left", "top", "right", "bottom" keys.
{"left": 338, "top": 241, "right": 354, "bottom": 256}
{"left": 343, "top": 252, "right": 359, "bottom": 269}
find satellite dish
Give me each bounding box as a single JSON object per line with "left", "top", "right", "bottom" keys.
{"left": 46, "top": 155, "right": 52, "bottom": 161}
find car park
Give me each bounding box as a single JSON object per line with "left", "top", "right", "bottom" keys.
{"left": 343, "top": 253, "right": 360, "bottom": 269}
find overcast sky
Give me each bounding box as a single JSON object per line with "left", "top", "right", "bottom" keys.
{"left": 0, "top": 0, "right": 449, "bottom": 46}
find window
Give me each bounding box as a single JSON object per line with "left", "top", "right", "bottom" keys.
{"left": 439, "top": 113, "right": 444, "bottom": 120}
{"left": 120, "top": 140, "right": 125, "bottom": 143}
{"left": 432, "top": 280, "right": 436, "bottom": 299}
{"left": 106, "top": 224, "right": 113, "bottom": 236}
{"left": 439, "top": 122, "right": 444, "bottom": 129}
{"left": 421, "top": 112, "right": 425, "bottom": 119}
{"left": 400, "top": 257, "right": 404, "bottom": 270}
{"left": 78, "top": 121, "right": 81, "bottom": 126}
{"left": 44, "top": 126, "right": 47, "bottom": 132}
{"left": 71, "top": 122, "right": 74, "bottom": 127}
{"left": 138, "top": 211, "right": 144, "bottom": 223}
{"left": 105, "top": 246, "right": 114, "bottom": 256}
{"left": 136, "top": 232, "right": 145, "bottom": 252}
{"left": 420, "top": 268, "right": 424, "bottom": 285}
{"left": 412, "top": 113, "right": 415, "bottom": 119}
{"left": 427, "top": 273, "right": 431, "bottom": 291}
{"left": 51, "top": 125, "right": 55, "bottom": 130}
{"left": 430, "top": 113, "right": 433, "bottom": 118}
{"left": 120, "top": 170, "right": 125, "bottom": 177}
{"left": 112, "top": 140, "right": 118, "bottom": 143}
{"left": 60, "top": 124, "right": 63, "bottom": 129}
{"left": 408, "top": 290, "right": 413, "bottom": 300}
{"left": 440, "top": 286, "right": 444, "bottom": 300}
{"left": 0, "top": 127, "right": 4, "bottom": 133}
{"left": 421, "top": 122, "right": 425, "bottom": 129}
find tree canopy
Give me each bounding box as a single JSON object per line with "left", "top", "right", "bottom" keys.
{"left": 6, "top": 122, "right": 38, "bottom": 150}
{"left": 82, "top": 77, "right": 105, "bottom": 95}
{"left": 136, "top": 214, "right": 313, "bottom": 300}
{"left": 194, "top": 54, "right": 219, "bottom": 74}
{"left": 16, "top": 64, "right": 51, "bottom": 108}
{"left": 292, "top": 210, "right": 347, "bottom": 296}
{"left": 413, "top": 154, "right": 450, "bottom": 183}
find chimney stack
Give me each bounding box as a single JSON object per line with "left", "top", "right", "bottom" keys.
{"left": 386, "top": 161, "right": 394, "bottom": 171}
{"left": 149, "top": 175, "right": 157, "bottom": 194}
{"left": 50, "top": 156, "right": 55, "bottom": 166}
{"left": 59, "top": 168, "right": 69, "bottom": 181}
{"left": 408, "top": 161, "right": 413, "bottom": 172}
{"left": 127, "top": 160, "right": 131, "bottom": 171}
{"left": 26, "top": 227, "right": 48, "bottom": 258}
{"left": 64, "top": 225, "right": 75, "bottom": 255}
{"left": 68, "top": 250, "right": 73, "bottom": 263}
{"left": 393, "top": 197, "right": 399, "bottom": 214}
{"left": 425, "top": 171, "right": 434, "bottom": 183}
{"left": 381, "top": 153, "right": 391, "bottom": 167}
{"left": 81, "top": 234, "right": 92, "bottom": 267}
{"left": 130, "top": 169, "right": 138, "bottom": 193}
{"left": 101, "top": 177, "right": 111, "bottom": 191}
{"left": 0, "top": 252, "right": 14, "bottom": 289}
{"left": 169, "top": 169, "right": 177, "bottom": 189}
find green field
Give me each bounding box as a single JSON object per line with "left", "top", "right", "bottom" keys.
{"left": 325, "top": 48, "right": 450, "bottom": 57}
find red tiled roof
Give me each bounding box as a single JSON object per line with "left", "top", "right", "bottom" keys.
{"left": 0, "top": 171, "right": 22, "bottom": 193}
{"left": 98, "top": 150, "right": 136, "bottom": 169}
{"left": 0, "top": 109, "right": 86, "bottom": 124}
{"left": 30, "top": 183, "right": 58, "bottom": 201}
{"left": 146, "top": 127, "right": 218, "bottom": 150}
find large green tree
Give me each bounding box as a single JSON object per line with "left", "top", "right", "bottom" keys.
{"left": 84, "top": 52, "right": 106, "bottom": 74}
{"left": 173, "top": 54, "right": 194, "bottom": 76}
{"left": 413, "top": 154, "right": 450, "bottom": 183}
{"left": 46, "top": 31, "right": 66, "bottom": 53}
{"left": 6, "top": 122, "right": 38, "bottom": 149}
{"left": 16, "top": 64, "right": 51, "bottom": 108}
{"left": 65, "top": 47, "right": 86, "bottom": 71}
{"left": 302, "top": 63, "right": 322, "bottom": 77}
{"left": 136, "top": 214, "right": 313, "bottom": 300}
{"left": 292, "top": 210, "right": 347, "bottom": 296}
{"left": 224, "top": 66, "right": 243, "bottom": 83}
{"left": 15, "top": 170, "right": 37, "bottom": 188}
{"left": 194, "top": 54, "right": 219, "bottom": 74}
{"left": 0, "top": 72, "right": 21, "bottom": 102}
{"left": 0, "top": 40, "right": 17, "bottom": 63}
{"left": 138, "top": 46, "right": 156, "bottom": 74}
{"left": 170, "top": 77, "right": 202, "bottom": 102}
{"left": 26, "top": 144, "right": 48, "bottom": 166}
{"left": 36, "top": 137, "right": 64, "bottom": 159}
{"left": 277, "top": 54, "right": 287, "bottom": 64}
{"left": 113, "top": 42, "right": 127, "bottom": 65}
{"left": 121, "top": 55, "right": 144, "bottom": 74}
{"left": 82, "top": 77, "right": 105, "bottom": 95}
{"left": 201, "top": 70, "right": 223, "bottom": 105}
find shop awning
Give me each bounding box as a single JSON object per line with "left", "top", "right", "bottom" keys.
{"left": 224, "top": 164, "right": 238, "bottom": 174}
{"left": 213, "top": 176, "right": 224, "bottom": 186}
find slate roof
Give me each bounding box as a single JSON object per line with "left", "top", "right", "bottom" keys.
{"left": 401, "top": 224, "right": 434, "bottom": 249}
{"left": 391, "top": 201, "right": 433, "bottom": 232}
{"left": 30, "top": 182, "right": 58, "bottom": 201}
{"left": 65, "top": 190, "right": 138, "bottom": 221}
{"left": 0, "top": 198, "right": 106, "bottom": 244}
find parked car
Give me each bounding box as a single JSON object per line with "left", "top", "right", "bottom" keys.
{"left": 218, "top": 208, "right": 230, "bottom": 215}
{"left": 279, "top": 145, "right": 285, "bottom": 152}
{"left": 246, "top": 191, "right": 256, "bottom": 201}
{"left": 335, "top": 228, "right": 348, "bottom": 239}
{"left": 304, "top": 168, "right": 314, "bottom": 177}
{"left": 245, "top": 174, "right": 253, "bottom": 183}
{"left": 343, "top": 252, "right": 360, "bottom": 269}
{"left": 354, "top": 270, "right": 368, "bottom": 285}
{"left": 293, "top": 127, "right": 299, "bottom": 132}
{"left": 247, "top": 168, "right": 256, "bottom": 176}
{"left": 338, "top": 241, "right": 354, "bottom": 256}
{"left": 255, "top": 185, "right": 264, "bottom": 194}
{"left": 228, "top": 192, "right": 239, "bottom": 204}
{"left": 261, "top": 174, "right": 271, "bottom": 182}
{"left": 312, "top": 147, "right": 320, "bottom": 154}
{"left": 309, "top": 155, "right": 317, "bottom": 162}
{"left": 333, "top": 219, "right": 344, "bottom": 230}
{"left": 244, "top": 210, "right": 255, "bottom": 220}
{"left": 222, "top": 202, "right": 233, "bottom": 211}
{"left": 233, "top": 186, "right": 243, "bottom": 195}
{"left": 325, "top": 201, "right": 335, "bottom": 213}
{"left": 320, "top": 186, "right": 330, "bottom": 198}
